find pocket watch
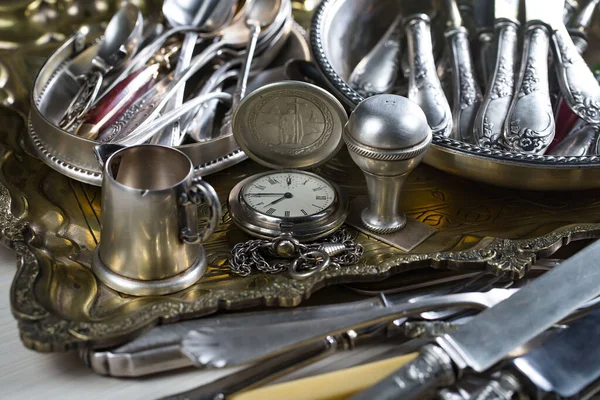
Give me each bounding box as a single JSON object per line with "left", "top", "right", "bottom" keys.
{"left": 228, "top": 81, "right": 362, "bottom": 279}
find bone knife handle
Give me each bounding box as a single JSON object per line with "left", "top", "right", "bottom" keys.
{"left": 446, "top": 26, "right": 482, "bottom": 142}
{"left": 473, "top": 20, "right": 519, "bottom": 148}
{"left": 552, "top": 23, "right": 600, "bottom": 125}
{"left": 502, "top": 22, "right": 555, "bottom": 154}
{"left": 404, "top": 14, "right": 452, "bottom": 137}
{"left": 348, "top": 344, "right": 456, "bottom": 400}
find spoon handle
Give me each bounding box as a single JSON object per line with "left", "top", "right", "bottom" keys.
{"left": 502, "top": 22, "right": 555, "bottom": 154}
{"left": 104, "top": 41, "right": 225, "bottom": 143}
{"left": 473, "top": 20, "right": 519, "bottom": 148}
{"left": 552, "top": 23, "right": 600, "bottom": 125}
{"left": 116, "top": 92, "right": 232, "bottom": 146}
{"left": 151, "top": 32, "right": 199, "bottom": 146}
{"left": 404, "top": 14, "right": 452, "bottom": 137}
{"left": 234, "top": 21, "right": 261, "bottom": 106}
{"left": 97, "top": 25, "right": 199, "bottom": 102}
{"left": 445, "top": 26, "right": 482, "bottom": 142}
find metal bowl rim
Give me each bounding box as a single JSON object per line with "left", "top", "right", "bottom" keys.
{"left": 310, "top": 0, "right": 600, "bottom": 168}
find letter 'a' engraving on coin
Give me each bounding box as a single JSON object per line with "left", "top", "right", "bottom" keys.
{"left": 247, "top": 90, "right": 334, "bottom": 156}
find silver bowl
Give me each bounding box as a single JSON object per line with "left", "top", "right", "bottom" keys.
{"left": 28, "top": 23, "right": 310, "bottom": 186}
{"left": 311, "top": 0, "right": 600, "bottom": 191}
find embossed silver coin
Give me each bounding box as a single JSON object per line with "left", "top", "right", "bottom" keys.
{"left": 232, "top": 81, "right": 348, "bottom": 169}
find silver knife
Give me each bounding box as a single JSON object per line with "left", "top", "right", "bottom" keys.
{"left": 473, "top": 0, "right": 520, "bottom": 148}
{"left": 83, "top": 284, "right": 511, "bottom": 377}
{"left": 502, "top": 0, "right": 560, "bottom": 154}
{"left": 349, "top": 239, "right": 600, "bottom": 400}
{"left": 470, "top": 307, "right": 600, "bottom": 399}
{"left": 445, "top": 0, "right": 483, "bottom": 142}
{"left": 552, "top": 0, "right": 600, "bottom": 126}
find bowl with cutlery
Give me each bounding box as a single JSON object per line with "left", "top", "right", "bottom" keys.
{"left": 311, "top": 0, "right": 600, "bottom": 190}
{"left": 28, "top": 0, "right": 310, "bottom": 186}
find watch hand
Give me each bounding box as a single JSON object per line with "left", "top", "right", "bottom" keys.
{"left": 263, "top": 196, "right": 286, "bottom": 207}
{"left": 263, "top": 192, "right": 293, "bottom": 207}
{"left": 246, "top": 193, "right": 288, "bottom": 197}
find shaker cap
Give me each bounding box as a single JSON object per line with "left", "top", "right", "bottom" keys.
{"left": 344, "top": 94, "right": 432, "bottom": 160}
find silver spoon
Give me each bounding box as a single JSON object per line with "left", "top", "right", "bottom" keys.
{"left": 59, "top": 3, "right": 143, "bottom": 129}
{"left": 233, "top": 0, "right": 282, "bottom": 104}
{"left": 155, "top": 0, "right": 238, "bottom": 146}
{"left": 110, "top": 0, "right": 289, "bottom": 144}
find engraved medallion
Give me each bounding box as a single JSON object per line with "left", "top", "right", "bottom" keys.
{"left": 232, "top": 81, "right": 347, "bottom": 169}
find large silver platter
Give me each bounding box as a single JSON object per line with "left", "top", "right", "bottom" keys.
{"left": 311, "top": 0, "right": 600, "bottom": 191}
{"left": 28, "top": 23, "right": 310, "bottom": 186}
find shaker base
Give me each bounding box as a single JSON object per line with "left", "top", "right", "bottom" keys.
{"left": 347, "top": 197, "right": 437, "bottom": 252}
{"left": 92, "top": 246, "right": 207, "bottom": 296}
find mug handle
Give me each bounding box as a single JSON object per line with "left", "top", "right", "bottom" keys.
{"left": 178, "top": 177, "right": 222, "bottom": 244}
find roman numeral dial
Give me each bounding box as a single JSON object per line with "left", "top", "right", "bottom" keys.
{"left": 242, "top": 171, "right": 336, "bottom": 218}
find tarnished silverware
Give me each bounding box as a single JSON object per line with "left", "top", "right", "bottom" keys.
{"left": 350, "top": 240, "right": 600, "bottom": 400}
{"left": 552, "top": 1, "right": 600, "bottom": 126}
{"left": 548, "top": 119, "right": 600, "bottom": 156}
{"left": 468, "top": 307, "right": 600, "bottom": 400}
{"left": 547, "top": 0, "right": 599, "bottom": 151}
{"left": 400, "top": 1, "right": 453, "bottom": 136}
{"left": 502, "top": 0, "right": 559, "bottom": 154}
{"left": 348, "top": 16, "right": 403, "bottom": 98}
{"left": 59, "top": 4, "right": 143, "bottom": 129}
{"left": 154, "top": 0, "right": 237, "bottom": 146}
{"left": 444, "top": 0, "right": 482, "bottom": 142}
{"left": 82, "top": 257, "right": 560, "bottom": 378}
{"left": 473, "top": 0, "right": 520, "bottom": 148}
{"left": 160, "top": 288, "right": 519, "bottom": 400}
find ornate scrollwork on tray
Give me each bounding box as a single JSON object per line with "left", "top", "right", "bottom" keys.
{"left": 3, "top": 104, "right": 600, "bottom": 350}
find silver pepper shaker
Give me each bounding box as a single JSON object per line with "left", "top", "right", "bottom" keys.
{"left": 344, "top": 94, "right": 432, "bottom": 235}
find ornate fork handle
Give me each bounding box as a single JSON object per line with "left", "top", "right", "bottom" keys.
{"left": 502, "top": 23, "right": 555, "bottom": 154}
{"left": 404, "top": 14, "right": 452, "bottom": 137}
{"left": 473, "top": 20, "right": 519, "bottom": 148}
{"left": 446, "top": 26, "right": 482, "bottom": 142}
{"left": 552, "top": 23, "right": 600, "bottom": 125}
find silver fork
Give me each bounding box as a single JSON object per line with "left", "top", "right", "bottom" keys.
{"left": 162, "top": 288, "right": 518, "bottom": 400}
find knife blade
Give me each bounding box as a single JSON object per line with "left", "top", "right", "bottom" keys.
{"left": 473, "top": 0, "right": 520, "bottom": 148}
{"left": 349, "top": 239, "right": 600, "bottom": 400}
{"left": 469, "top": 307, "right": 600, "bottom": 400}
{"left": 502, "top": 0, "right": 560, "bottom": 154}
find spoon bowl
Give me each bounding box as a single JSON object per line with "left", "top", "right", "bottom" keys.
{"left": 97, "top": 3, "right": 144, "bottom": 68}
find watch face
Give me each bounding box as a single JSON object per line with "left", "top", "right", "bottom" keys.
{"left": 242, "top": 171, "right": 336, "bottom": 218}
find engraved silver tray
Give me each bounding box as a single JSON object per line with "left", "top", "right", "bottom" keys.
{"left": 311, "top": 0, "right": 600, "bottom": 191}
{"left": 28, "top": 22, "right": 310, "bottom": 186}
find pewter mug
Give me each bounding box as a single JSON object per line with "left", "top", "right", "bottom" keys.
{"left": 92, "top": 144, "right": 221, "bottom": 296}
